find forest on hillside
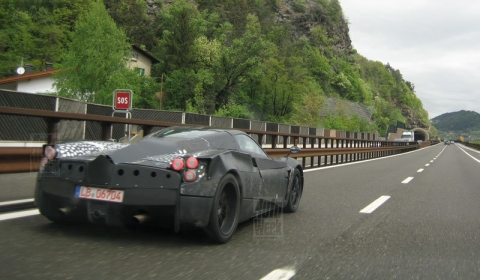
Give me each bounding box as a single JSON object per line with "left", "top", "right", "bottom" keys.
{"left": 432, "top": 110, "right": 480, "bottom": 132}
{"left": 0, "top": 0, "right": 431, "bottom": 135}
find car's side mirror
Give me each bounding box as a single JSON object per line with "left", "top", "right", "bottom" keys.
{"left": 289, "top": 146, "right": 301, "bottom": 154}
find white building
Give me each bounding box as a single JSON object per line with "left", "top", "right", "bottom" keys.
{"left": 0, "top": 45, "right": 159, "bottom": 94}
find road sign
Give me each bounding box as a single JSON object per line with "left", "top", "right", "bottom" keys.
{"left": 113, "top": 89, "right": 132, "bottom": 111}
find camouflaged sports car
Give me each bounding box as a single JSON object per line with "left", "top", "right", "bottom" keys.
{"left": 35, "top": 126, "right": 303, "bottom": 243}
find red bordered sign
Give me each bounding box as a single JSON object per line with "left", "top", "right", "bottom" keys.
{"left": 113, "top": 89, "right": 132, "bottom": 111}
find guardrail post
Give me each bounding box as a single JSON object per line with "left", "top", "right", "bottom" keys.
{"left": 335, "top": 139, "right": 340, "bottom": 164}
{"left": 143, "top": 125, "right": 153, "bottom": 136}
{"left": 310, "top": 137, "right": 315, "bottom": 168}
{"left": 47, "top": 118, "right": 60, "bottom": 143}
{"left": 302, "top": 137, "right": 307, "bottom": 167}
{"left": 101, "top": 122, "right": 113, "bottom": 141}
{"left": 258, "top": 134, "right": 264, "bottom": 146}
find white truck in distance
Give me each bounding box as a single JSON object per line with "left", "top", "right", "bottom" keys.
{"left": 394, "top": 130, "right": 415, "bottom": 142}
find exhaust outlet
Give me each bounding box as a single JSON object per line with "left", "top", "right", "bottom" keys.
{"left": 132, "top": 214, "right": 150, "bottom": 224}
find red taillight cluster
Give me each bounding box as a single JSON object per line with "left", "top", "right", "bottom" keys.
{"left": 40, "top": 146, "right": 56, "bottom": 171}
{"left": 171, "top": 156, "right": 199, "bottom": 182}
{"left": 44, "top": 146, "right": 56, "bottom": 160}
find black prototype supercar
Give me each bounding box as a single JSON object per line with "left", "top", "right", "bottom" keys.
{"left": 35, "top": 126, "right": 303, "bottom": 243}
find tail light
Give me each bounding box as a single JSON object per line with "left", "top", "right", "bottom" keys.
{"left": 171, "top": 158, "right": 185, "bottom": 171}
{"left": 185, "top": 157, "right": 198, "bottom": 169}
{"left": 44, "top": 146, "right": 56, "bottom": 160}
{"left": 170, "top": 156, "right": 205, "bottom": 183}
{"left": 183, "top": 170, "right": 197, "bottom": 182}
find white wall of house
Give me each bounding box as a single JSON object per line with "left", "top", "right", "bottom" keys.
{"left": 17, "top": 76, "right": 55, "bottom": 93}
{"left": 127, "top": 49, "right": 153, "bottom": 76}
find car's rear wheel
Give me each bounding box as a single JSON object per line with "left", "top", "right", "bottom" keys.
{"left": 283, "top": 169, "right": 302, "bottom": 213}
{"left": 205, "top": 174, "right": 240, "bottom": 244}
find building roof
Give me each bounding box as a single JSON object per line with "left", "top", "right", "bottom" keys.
{"left": 0, "top": 69, "right": 60, "bottom": 85}
{"left": 131, "top": 45, "right": 160, "bottom": 64}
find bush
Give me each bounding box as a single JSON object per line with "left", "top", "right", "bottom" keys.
{"left": 293, "top": 1, "right": 307, "bottom": 13}
{"left": 215, "top": 100, "right": 254, "bottom": 119}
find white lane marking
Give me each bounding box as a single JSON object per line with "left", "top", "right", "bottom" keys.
{"left": 0, "top": 198, "right": 34, "bottom": 206}
{"left": 402, "top": 177, "right": 414, "bottom": 184}
{"left": 430, "top": 160, "right": 434, "bottom": 163}
{"left": 359, "top": 196, "right": 391, "bottom": 214}
{"left": 0, "top": 209, "right": 40, "bottom": 221}
{"left": 260, "top": 268, "right": 296, "bottom": 280}
{"left": 460, "top": 144, "right": 480, "bottom": 154}
{"left": 417, "top": 169, "right": 424, "bottom": 173}
{"left": 457, "top": 145, "right": 480, "bottom": 164}
{"left": 425, "top": 164, "right": 430, "bottom": 166}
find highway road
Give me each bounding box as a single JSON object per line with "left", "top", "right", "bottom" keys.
{"left": 1, "top": 143, "right": 480, "bottom": 279}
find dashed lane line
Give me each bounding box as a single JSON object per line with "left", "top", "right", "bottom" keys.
{"left": 402, "top": 177, "right": 414, "bottom": 184}
{"left": 359, "top": 196, "right": 391, "bottom": 214}
{"left": 260, "top": 268, "right": 296, "bottom": 280}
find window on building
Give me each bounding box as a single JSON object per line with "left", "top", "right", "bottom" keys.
{"left": 135, "top": 67, "right": 145, "bottom": 76}
{"left": 131, "top": 52, "right": 138, "bottom": 61}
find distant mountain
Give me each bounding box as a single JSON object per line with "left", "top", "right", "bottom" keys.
{"left": 432, "top": 110, "right": 480, "bottom": 132}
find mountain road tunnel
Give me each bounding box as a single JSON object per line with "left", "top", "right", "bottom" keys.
{"left": 413, "top": 128, "right": 429, "bottom": 141}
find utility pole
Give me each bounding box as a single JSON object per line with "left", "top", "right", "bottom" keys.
{"left": 156, "top": 73, "right": 164, "bottom": 110}
{"left": 159, "top": 73, "right": 164, "bottom": 110}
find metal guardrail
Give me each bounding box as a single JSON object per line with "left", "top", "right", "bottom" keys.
{"left": 0, "top": 106, "right": 428, "bottom": 173}
{"left": 462, "top": 142, "right": 480, "bottom": 150}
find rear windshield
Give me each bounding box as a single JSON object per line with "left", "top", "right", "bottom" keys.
{"left": 146, "top": 127, "right": 237, "bottom": 151}
{"left": 152, "top": 129, "right": 218, "bottom": 139}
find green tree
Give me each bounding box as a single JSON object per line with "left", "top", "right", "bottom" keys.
{"left": 0, "top": 0, "right": 35, "bottom": 77}
{"left": 29, "top": 7, "right": 68, "bottom": 69}
{"left": 156, "top": 0, "right": 205, "bottom": 73}
{"left": 100, "top": 67, "right": 159, "bottom": 109}
{"left": 54, "top": 0, "right": 130, "bottom": 103}
{"left": 212, "top": 14, "right": 267, "bottom": 110}
{"left": 290, "top": 88, "right": 325, "bottom": 127}
{"left": 162, "top": 69, "right": 198, "bottom": 111}
{"left": 104, "top": 0, "right": 157, "bottom": 49}
{"left": 260, "top": 55, "right": 306, "bottom": 121}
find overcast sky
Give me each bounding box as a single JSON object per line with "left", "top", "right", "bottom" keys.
{"left": 340, "top": 0, "right": 480, "bottom": 119}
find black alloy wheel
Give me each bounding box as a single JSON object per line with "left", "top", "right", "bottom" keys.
{"left": 284, "top": 169, "right": 302, "bottom": 213}
{"left": 205, "top": 174, "right": 240, "bottom": 244}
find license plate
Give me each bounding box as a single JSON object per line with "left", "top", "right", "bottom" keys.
{"left": 75, "top": 186, "right": 124, "bottom": 203}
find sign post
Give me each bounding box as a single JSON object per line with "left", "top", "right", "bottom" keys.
{"left": 112, "top": 89, "right": 133, "bottom": 141}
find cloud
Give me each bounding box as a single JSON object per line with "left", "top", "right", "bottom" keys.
{"left": 341, "top": 0, "right": 480, "bottom": 118}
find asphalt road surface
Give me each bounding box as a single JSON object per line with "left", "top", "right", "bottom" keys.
{"left": 1, "top": 143, "right": 480, "bottom": 279}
